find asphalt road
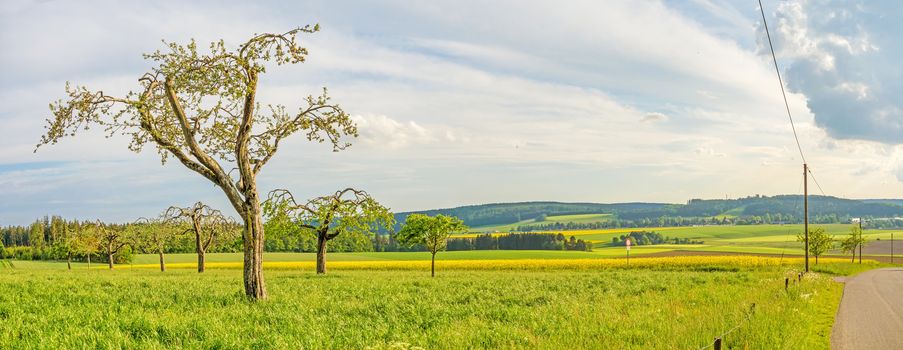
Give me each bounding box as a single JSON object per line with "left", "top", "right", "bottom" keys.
{"left": 831, "top": 268, "right": 903, "bottom": 349}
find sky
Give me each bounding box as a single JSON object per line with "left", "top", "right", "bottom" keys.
{"left": 2, "top": 0, "right": 903, "bottom": 224}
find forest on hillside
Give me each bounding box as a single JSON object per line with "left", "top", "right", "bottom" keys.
{"left": 398, "top": 195, "right": 903, "bottom": 230}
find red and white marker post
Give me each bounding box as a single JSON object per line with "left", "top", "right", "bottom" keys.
{"left": 625, "top": 237, "right": 631, "bottom": 265}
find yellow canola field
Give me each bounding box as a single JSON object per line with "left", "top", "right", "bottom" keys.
{"left": 125, "top": 256, "right": 873, "bottom": 271}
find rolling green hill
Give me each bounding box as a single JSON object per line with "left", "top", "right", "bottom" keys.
{"left": 395, "top": 195, "right": 903, "bottom": 232}
{"left": 394, "top": 201, "right": 665, "bottom": 229}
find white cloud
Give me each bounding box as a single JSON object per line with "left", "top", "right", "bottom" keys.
{"left": 763, "top": 0, "right": 903, "bottom": 143}
{"left": 350, "top": 114, "right": 464, "bottom": 149}
{"left": 641, "top": 112, "right": 669, "bottom": 123}
{"left": 3, "top": 1, "right": 903, "bottom": 222}
{"left": 695, "top": 147, "right": 726, "bottom": 158}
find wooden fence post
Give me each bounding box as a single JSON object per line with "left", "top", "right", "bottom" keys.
{"left": 713, "top": 337, "right": 722, "bottom": 350}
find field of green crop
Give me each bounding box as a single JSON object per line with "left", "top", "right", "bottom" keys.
{"left": 463, "top": 223, "right": 901, "bottom": 258}
{"left": 0, "top": 257, "right": 882, "bottom": 349}
{"left": 472, "top": 213, "right": 613, "bottom": 232}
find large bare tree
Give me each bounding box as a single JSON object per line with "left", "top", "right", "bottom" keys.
{"left": 165, "top": 202, "right": 236, "bottom": 272}
{"left": 264, "top": 188, "right": 393, "bottom": 274}
{"left": 36, "top": 26, "right": 356, "bottom": 299}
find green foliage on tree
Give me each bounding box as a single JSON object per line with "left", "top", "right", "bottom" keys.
{"left": 29, "top": 221, "right": 45, "bottom": 250}
{"left": 35, "top": 26, "right": 356, "bottom": 300}
{"left": 74, "top": 224, "right": 101, "bottom": 269}
{"left": 447, "top": 233, "right": 593, "bottom": 251}
{"left": 396, "top": 214, "right": 468, "bottom": 277}
{"left": 91, "top": 222, "right": 133, "bottom": 270}
{"left": 797, "top": 227, "right": 834, "bottom": 264}
{"left": 55, "top": 221, "right": 81, "bottom": 270}
{"left": 263, "top": 188, "right": 394, "bottom": 274}
{"left": 612, "top": 231, "right": 703, "bottom": 246}
{"left": 839, "top": 226, "right": 866, "bottom": 263}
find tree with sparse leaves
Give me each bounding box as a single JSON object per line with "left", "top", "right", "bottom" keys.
{"left": 73, "top": 225, "right": 100, "bottom": 269}
{"left": 58, "top": 222, "right": 83, "bottom": 270}
{"left": 93, "top": 221, "right": 131, "bottom": 270}
{"left": 133, "top": 217, "right": 180, "bottom": 272}
{"left": 839, "top": 226, "right": 866, "bottom": 263}
{"left": 798, "top": 227, "right": 833, "bottom": 264}
{"left": 396, "top": 214, "right": 468, "bottom": 277}
{"left": 36, "top": 26, "right": 356, "bottom": 299}
{"left": 165, "top": 202, "right": 236, "bottom": 273}
{"left": 264, "top": 188, "right": 393, "bottom": 274}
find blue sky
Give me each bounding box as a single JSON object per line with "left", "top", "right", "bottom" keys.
{"left": 2, "top": 0, "right": 903, "bottom": 224}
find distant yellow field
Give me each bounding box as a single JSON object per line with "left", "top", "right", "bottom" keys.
{"left": 124, "top": 256, "right": 873, "bottom": 271}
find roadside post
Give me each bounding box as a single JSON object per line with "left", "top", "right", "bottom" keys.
{"left": 625, "top": 237, "right": 631, "bottom": 265}
{"left": 892, "top": 233, "right": 894, "bottom": 264}
{"left": 859, "top": 218, "right": 863, "bottom": 264}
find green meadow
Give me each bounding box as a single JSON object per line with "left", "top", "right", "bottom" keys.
{"left": 0, "top": 258, "right": 883, "bottom": 349}
{"left": 3, "top": 223, "right": 898, "bottom": 349}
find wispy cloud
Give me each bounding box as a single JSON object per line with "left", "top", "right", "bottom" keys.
{"left": 2, "top": 1, "right": 903, "bottom": 224}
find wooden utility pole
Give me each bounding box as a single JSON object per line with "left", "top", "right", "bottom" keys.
{"left": 891, "top": 233, "right": 894, "bottom": 264}
{"left": 804, "top": 163, "right": 809, "bottom": 273}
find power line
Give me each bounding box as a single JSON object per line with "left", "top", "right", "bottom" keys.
{"left": 807, "top": 168, "right": 826, "bottom": 196}
{"left": 758, "top": 0, "right": 807, "bottom": 165}
{"left": 760, "top": 0, "right": 827, "bottom": 274}
{"left": 760, "top": 1, "right": 829, "bottom": 197}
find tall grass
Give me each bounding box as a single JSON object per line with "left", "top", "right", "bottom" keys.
{"left": 0, "top": 259, "right": 876, "bottom": 349}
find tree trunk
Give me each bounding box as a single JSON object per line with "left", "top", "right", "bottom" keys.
{"left": 242, "top": 204, "right": 267, "bottom": 300}
{"left": 198, "top": 250, "right": 206, "bottom": 273}
{"left": 87, "top": 253, "right": 91, "bottom": 269}
{"left": 316, "top": 234, "right": 328, "bottom": 274}
{"left": 195, "top": 220, "right": 205, "bottom": 273}
{"left": 108, "top": 252, "right": 114, "bottom": 269}
{"left": 67, "top": 252, "right": 72, "bottom": 270}
{"left": 232, "top": 73, "right": 267, "bottom": 301}
{"left": 431, "top": 251, "right": 436, "bottom": 277}
{"left": 159, "top": 251, "right": 166, "bottom": 272}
